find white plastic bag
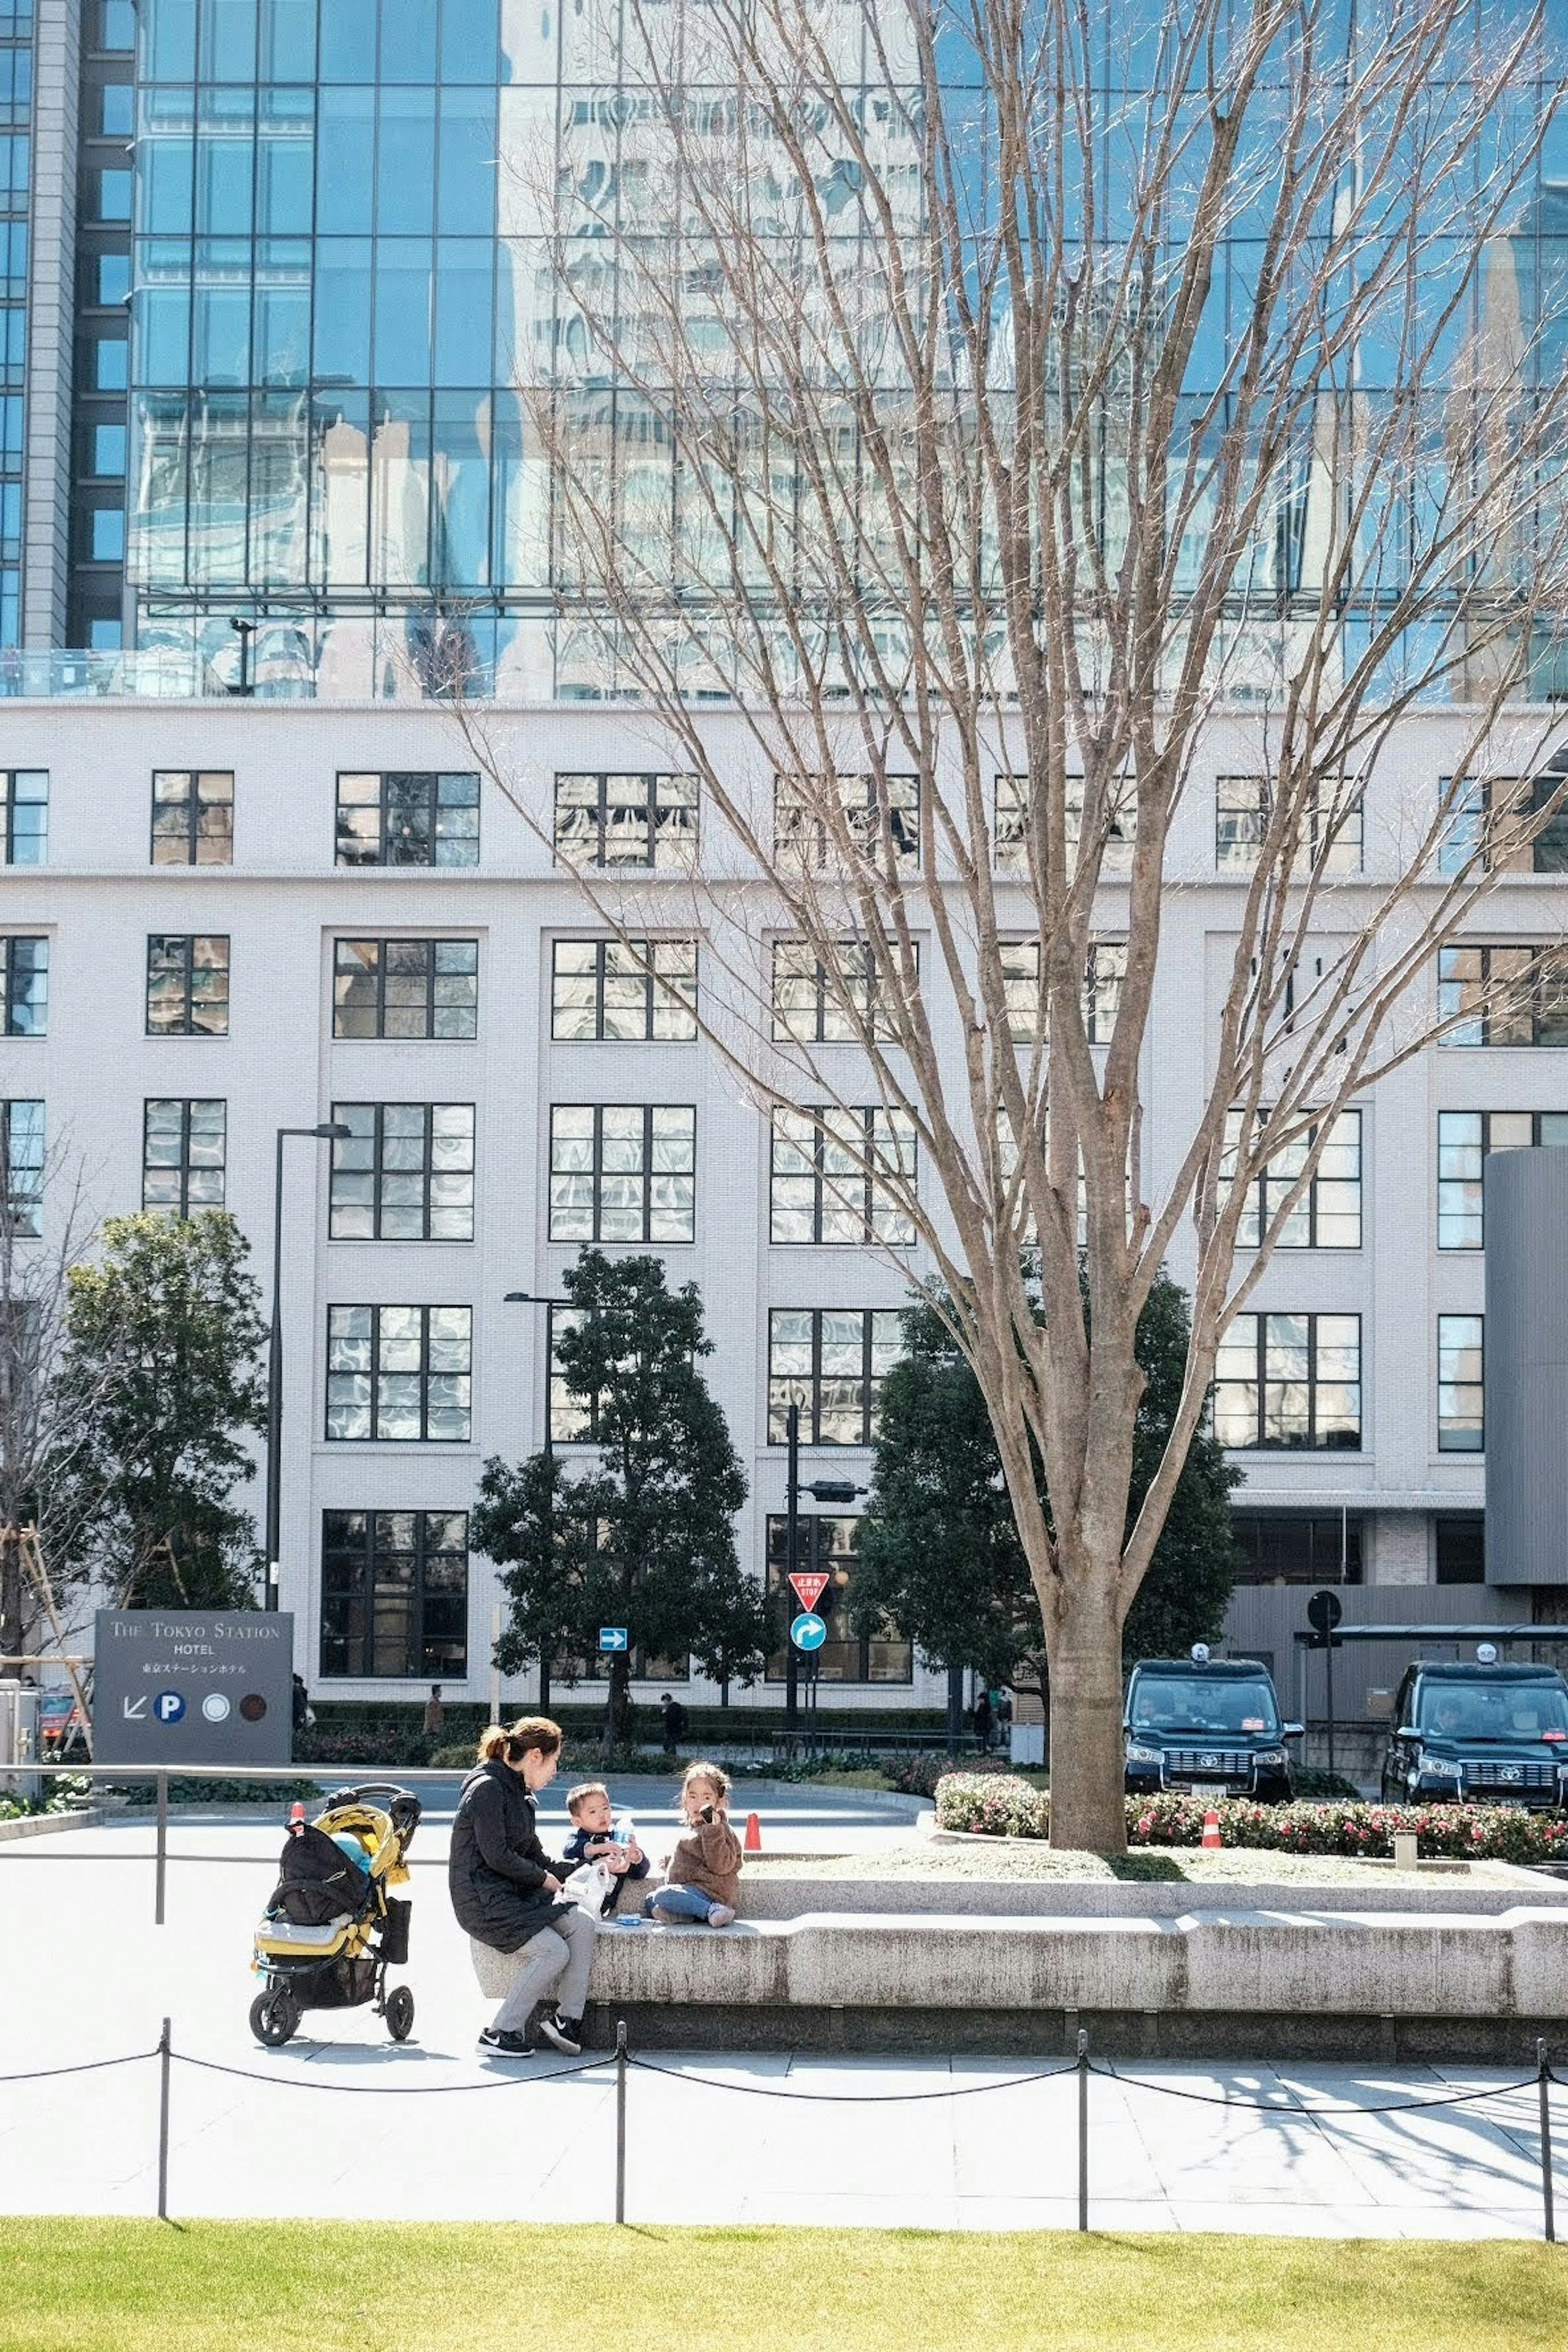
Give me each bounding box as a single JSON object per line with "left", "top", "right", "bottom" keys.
{"left": 562, "top": 1861, "right": 615, "bottom": 1918}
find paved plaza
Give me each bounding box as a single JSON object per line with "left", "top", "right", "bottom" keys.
{"left": 0, "top": 1790, "right": 1558, "bottom": 2237}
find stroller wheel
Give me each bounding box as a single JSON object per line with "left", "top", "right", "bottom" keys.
{"left": 250, "top": 1988, "right": 300, "bottom": 2047}
{"left": 385, "top": 1984, "right": 416, "bottom": 2043}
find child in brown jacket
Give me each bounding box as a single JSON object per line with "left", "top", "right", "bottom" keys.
{"left": 643, "top": 1760, "right": 742, "bottom": 1927}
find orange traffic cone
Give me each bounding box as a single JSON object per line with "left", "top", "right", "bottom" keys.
{"left": 743, "top": 1810, "right": 762, "bottom": 1853}
{"left": 1201, "top": 1807, "right": 1222, "bottom": 1851}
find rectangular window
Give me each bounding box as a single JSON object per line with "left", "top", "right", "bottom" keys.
{"left": 2, "top": 769, "right": 45, "bottom": 864}
{"left": 1213, "top": 1313, "right": 1362, "bottom": 1449}
{"left": 995, "top": 773, "right": 1134, "bottom": 875}
{"left": 1438, "top": 944, "right": 1568, "bottom": 1046}
{"left": 550, "top": 938, "right": 698, "bottom": 1042}
{"left": 150, "top": 771, "right": 234, "bottom": 866}
{"left": 771, "top": 938, "right": 913, "bottom": 1044}
{"left": 1, "top": 1097, "right": 42, "bottom": 1236}
{"left": 329, "top": 1104, "right": 476, "bottom": 1242}
{"left": 1, "top": 935, "right": 45, "bottom": 1036}
{"left": 1229, "top": 1511, "right": 1364, "bottom": 1586}
{"left": 1436, "top": 1111, "right": 1568, "bottom": 1248}
{"left": 1221, "top": 1109, "right": 1362, "bottom": 1248}
{"left": 319, "top": 1508, "right": 468, "bottom": 1679}
{"left": 146, "top": 935, "right": 229, "bottom": 1036}
{"left": 773, "top": 771, "right": 920, "bottom": 872}
{"left": 553, "top": 771, "right": 697, "bottom": 869}
{"left": 142, "top": 1098, "right": 226, "bottom": 1215}
{"left": 325, "top": 1305, "right": 473, "bottom": 1443}
{"left": 1438, "top": 1314, "right": 1484, "bottom": 1452}
{"left": 335, "top": 772, "right": 479, "bottom": 868}
{"left": 1216, "top": 777, "right": 1362, "bottom": 874}
{"left": 769, "top": 1108, "right": 917, "bottom": 1245}
{"left": 1434, "top": 1512, "right": 1486, "bottom": 1584}
{"left": 332, "top": 938, "right": 479, "bottom": 1040}
{"left": 764, "top": 1516, "right": 911, "bottom": 1684}
{"left": 1000, "top": 938, "right": 1127, "bottom": 1045}
{"left": 767, "top": 1307, "right": 903, "bottom": 1445}
{"left": 548, "top": 1105, "right": 696, "bottom": 1244}
{"left": 1439, "top": 774, "right": 1568, "bottom": 877}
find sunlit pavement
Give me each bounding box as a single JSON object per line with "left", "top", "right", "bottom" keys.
{"left": 0, "top": 1793, "right": 1558, "bottom": 2236}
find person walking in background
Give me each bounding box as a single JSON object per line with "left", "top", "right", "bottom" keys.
{"left": 448, "top": 1716, "right": 596, "bottom": 2059}
{"left": 659, "top": 1691, "right": 688, "bottom": 1753}
{"left": 973, "top": 1688, "right": 993, "bottom": 1754}
{"left": 423, "top": 1683, "right": 446, "bottom": 1741}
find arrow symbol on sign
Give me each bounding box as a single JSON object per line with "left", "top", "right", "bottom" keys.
{"left": 122, "top": 1696, "right": 148, "bottom": 1719}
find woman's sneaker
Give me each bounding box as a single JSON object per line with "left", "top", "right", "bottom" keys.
{"left": 477, "top": 2027, "right": 533, "bottom": 2058}
{"left": 706, "top": 1903, "right": 737, "bottom": 1928}
{"left": 537, "top": 2009, "right": 583, "bottom": 2056}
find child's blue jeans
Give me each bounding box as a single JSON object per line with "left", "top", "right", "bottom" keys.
{"left": 644, "top": 1884, "right": 722, "bottom": 1921}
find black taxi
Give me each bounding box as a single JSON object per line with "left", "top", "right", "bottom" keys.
{"left": 1123, "top": 1645, "right": 1302, "bottom": 1804}
{"left": 1378, "top": 1648, "right": 1568, "bottom": 1810}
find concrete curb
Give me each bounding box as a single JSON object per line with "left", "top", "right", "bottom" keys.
{"left": 733, "top": 1865, "right": 1568, "bottom": 1919}
{"left": 0, "top": 1806, "right": 104, "bottom": 1842}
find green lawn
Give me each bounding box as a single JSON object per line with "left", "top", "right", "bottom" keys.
{"left": 2, "top": 2223, "right": 1564, "bottom": 2352}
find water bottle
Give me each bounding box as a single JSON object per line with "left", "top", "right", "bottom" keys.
{"left": 615, "top": 1814, "right": 635, "bottom": 1853}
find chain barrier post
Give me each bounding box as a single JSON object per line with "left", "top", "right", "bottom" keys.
{"left": 1076, "top": 2028, "right": 1089, "bottom": 2233}
{"left": 615, "top": 2019, "right": 628, "bottom": 2225}
{"left": 1539, "top": 2039, "right": 1556, "bottom": 2245}
{"left": 156, "top": 2018, "right": 172, "bottom": 2221}
{"left": 154, "top": 1772, "right": 168, "bottom": 1927}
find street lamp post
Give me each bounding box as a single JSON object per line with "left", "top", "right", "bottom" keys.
{"left": 781, "top": 1403, "right": 866, "bottom": 1746}
{"left": 503, "top": 1289, "right": 570, "bottom": 1713}
{"left": 265, "top": 1123, "right": 351, "bottom": 1615}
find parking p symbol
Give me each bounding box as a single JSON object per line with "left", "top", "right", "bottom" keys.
{"left": 154, "top": 1690, "right": 186, "bottom": 1725}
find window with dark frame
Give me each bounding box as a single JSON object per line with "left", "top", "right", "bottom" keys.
{"left": 0, "top": 934, "right": 45, "bottom": 1035}
{"left": 553, "top": 771, "right": 697, "bottom": 869}
{"left": 328, "top": 1103, "right": 475, "bottom": 1241}
{"left": 550, "top": 938, "right": 698, "bottom": 1041}
{"left": 1436, "top": 1111, "right": 1568, "bottom": 1247}
{"left": 768, "top": 1107, "right": 917, "bottom": 1245}
{"left": 150, "top": 769, "right": 233, "bottom": 866}
{"left": 335, "top": 772, "right": 479, "bottom": 868}
{"left": 773, "top": 771, "right": 921, "bottom": 872}
{"left": 994, "top": 773, "right": 1134, "bottom": 875}
{"left": 1, "top": 768, "right": 45, "bottom": 864}
{"left": 1216, "top": 775, "right": 1362, "bottom": 874}
{"left": 145, "top": 933, "right": 229, "bottom": 1036}
{"left": 1229, "top": 1511, "right": 1365, "bottom": 1586}
{"left": 1434, "top": 1512, "right": 1486, "bottom": 1585}
{"left": 547, "top": 1104, "right": 696, "bottom": 1244}
{"left": 764, "top": 1515, "right": 912, "bottom": 1684}
{"left": 1221, "top": 1109, "right": 1362, "bottom": 1248}
{"left": 325, "top": 1305, "right": 473, "bottom": 1443}
{"left": 0, "top": 1097, "right": 42, "bottom": 1236}
{"left": 1438, "top": 944, "right": 1568, "bottom": 1046}
{"left": 1000, "top": 937, "right": 1127, "bottom": 1045}
{"left": 766, "top": 1308, "right": 903, "bottom": 1445}
{"left": 142, "top": 1098, "right": 225, "bottom": 1215}
{"left": 1213, "top": 1313, "right": 1362, "bottom": 1449}
{"left": 1439, "top": 773, "right": 1568, "bottom": 877}
{"left": 318, "top": 1508, "right": 468, "bottom": 1680}
{"left": 332, "top": 938, "right": 479, "bottom": 1040}
{"left": 1437, "top": 1314, "right": 1484, "bottom": 1452}
{"left": 771, "top": 938, "right": 913, "bottom": 1044}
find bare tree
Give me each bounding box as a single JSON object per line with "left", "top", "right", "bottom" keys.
{"left": 463, "top": 0, "right": 1568, "bottom": 1848}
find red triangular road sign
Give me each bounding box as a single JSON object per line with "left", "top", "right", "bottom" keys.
{"left": 788, "top": 1571, "right": 830, "bottom": 1611}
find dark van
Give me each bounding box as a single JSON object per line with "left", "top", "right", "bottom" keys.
{"left": 1124, "top": 1646, "right": 1301, "bottom": 1804}
{"left": 1379, "top": 1649, "right": 1568, "bottom": 1810}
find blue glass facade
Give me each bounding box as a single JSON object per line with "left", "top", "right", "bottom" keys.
{"left": 0, "top": 0, "right": 32, "bottom": 648}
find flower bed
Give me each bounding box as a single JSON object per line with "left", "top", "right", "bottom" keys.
{"left": 935, "top": 1773, "right": 1568, "bottom": 1864}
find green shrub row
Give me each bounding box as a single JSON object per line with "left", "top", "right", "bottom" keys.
{"left": 935, "top": 1773, "right": 1568, "bottom": 1862}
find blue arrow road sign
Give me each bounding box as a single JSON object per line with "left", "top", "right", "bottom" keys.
{"left": 790, "top": 1613, "right": 827, "bottom": 1652}
{"left": 598, "top": 1627, "right": 629, "bottom": 1653}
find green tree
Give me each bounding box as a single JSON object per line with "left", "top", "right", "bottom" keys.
{"left": 854, "top": 1269, "right": 1241, "bottom": 1733}
{"left": 60, "top": 1213, "right": 267, "bottom": 1608}
{"left": 473, "top": 1250, "right": 764, "bottom": 1747}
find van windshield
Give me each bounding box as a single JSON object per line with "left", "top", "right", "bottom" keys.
{"left": 1416, "top": 1682, "right": 1568, "bottom": 1743}
{"left": 1129, "top": 1676, "right": 1279, "bottom": 1736}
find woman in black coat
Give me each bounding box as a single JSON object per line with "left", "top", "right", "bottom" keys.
{"left": 448, "top": 1717, "right": 596, "bottom": 2060}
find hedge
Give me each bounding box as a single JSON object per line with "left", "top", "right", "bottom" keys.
{"left": 935, "top": 1772, "right": 1568, "bottom": 1864}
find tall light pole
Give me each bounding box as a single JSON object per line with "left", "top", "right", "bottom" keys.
{"left": 503, "top": 1289, "right": 570, "bottom": 1712}
{"left": 265, "top": 1123, "right": 350, "bottom": 1614}
{"left": 782, "top": 1399, "right": 865, "bottom": 1744}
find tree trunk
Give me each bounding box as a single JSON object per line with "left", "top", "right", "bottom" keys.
{"left": 603, "top": 1653, "right": 630, "bottom": 1754}
{"left": 0, "top": 1526, "right": 20, "bottom": 1667}
{"left": 1045, "top": 1579, "right": 1128, "bottom": 1855}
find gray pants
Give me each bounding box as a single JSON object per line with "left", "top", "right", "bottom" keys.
{"left": 483, "top": 1906, "right": 597, "bottom": 2034}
